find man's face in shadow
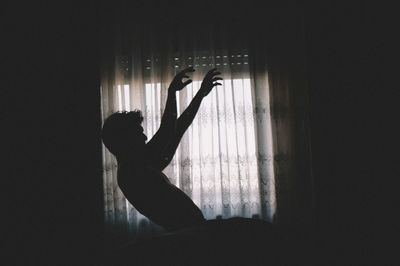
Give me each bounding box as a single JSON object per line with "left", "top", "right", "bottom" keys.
{"left": 124, "top": 124, "right": 147, "bottom": 151}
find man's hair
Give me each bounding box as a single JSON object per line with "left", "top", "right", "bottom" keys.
{"left": 101, "top": 110, "right": 144, "bottom": 156}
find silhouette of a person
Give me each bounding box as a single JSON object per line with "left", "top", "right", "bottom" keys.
{"left": 101, "top": 67, "right": 222, "bottom": 231}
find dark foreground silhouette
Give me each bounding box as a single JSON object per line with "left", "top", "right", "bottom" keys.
{"left": 102, "top": 67, "right": 222, "bottom": 231}
{"left": 103, "top": 217, "right": 319, "bottom": 265}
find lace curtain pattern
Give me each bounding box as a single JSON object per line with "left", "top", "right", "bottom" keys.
{"left": 101, "top": 51, "right": 277, "bottom": 237}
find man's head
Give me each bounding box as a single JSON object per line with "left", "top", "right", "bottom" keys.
{"left": 101, "top": 110, "right": 147, "bottom": 157}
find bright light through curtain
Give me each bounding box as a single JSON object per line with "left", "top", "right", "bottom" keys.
{"left": 99, "top": 1, "right": 314, "bottom": 240}
{"left": 101, "top": 51, "right": 277, "bottom": 238}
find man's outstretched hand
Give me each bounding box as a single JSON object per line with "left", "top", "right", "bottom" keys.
{"left": 199, "top": 68, "right": 222, "bottom": 97}
{"left": 169, "top": 67, "right": 195, "bottom": 93}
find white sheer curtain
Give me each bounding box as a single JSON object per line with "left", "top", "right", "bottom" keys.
{"left": 99, "top": 1, "right": 314, "bottom": 240}
{"left": 101, "top": 50, "right": 277, "bottom": 238}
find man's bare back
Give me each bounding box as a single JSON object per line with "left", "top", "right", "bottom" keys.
{"left": 118, "top": 160, "right": 204, "bottom": 231}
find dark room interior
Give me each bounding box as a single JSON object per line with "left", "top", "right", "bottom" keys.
{"left": 5, "top": 0, "right": 395, "bottom": 264}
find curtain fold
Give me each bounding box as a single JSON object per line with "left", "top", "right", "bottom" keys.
{"left": 100, "top": 1, "right": 313, "bottom": 239}
{"left": 249, "top": 6, "right": 314, "bottom": 225}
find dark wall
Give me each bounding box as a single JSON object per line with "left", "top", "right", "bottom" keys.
{"left": 5, "top": 2, "right": 104, "bottom": 264}
{"left": 304, "top": 1, "right": 395, "bottom": 263}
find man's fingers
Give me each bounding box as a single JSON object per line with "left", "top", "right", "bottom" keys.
{"left": 180, "top": 66, "right": 195, "bottom": 74}
{"left": 204, "top": 68, "right": 221, "bottom": 81}
{"left": 213, "top": 82, "right": 222, "bottom": 87}
{"left": 212, "top": 77, "right": 223, "bottom": 82}
{"left": 183, "top": 79, "right": 193, "bottom": 86}
{"left": 207, "top": 67, "right": 217, "bottom": 74}
{"left": 209, "top": 72, "right": 221, "bottom": 78}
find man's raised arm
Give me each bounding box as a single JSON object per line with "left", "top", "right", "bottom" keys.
{"left": 155, "top": 68, "right": 222, "bottom": 170}
{"left": 146, "top": 67, "right": 195, "bottom": 164}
